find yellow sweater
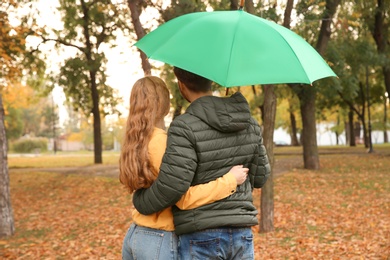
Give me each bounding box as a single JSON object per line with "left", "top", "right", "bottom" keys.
{"left": 132, "top": 127, "right": 237, "bottom": 231}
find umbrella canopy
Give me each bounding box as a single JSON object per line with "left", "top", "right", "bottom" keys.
{"left": 135, "top": 10, "right": 337, "bottom": 87}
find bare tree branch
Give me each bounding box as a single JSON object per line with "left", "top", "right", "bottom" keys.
{"left": 337, "top": 90, "right": 361, "bottom": 117}
{"left": 40, "top": 36, "right": 85, "bottom": 54}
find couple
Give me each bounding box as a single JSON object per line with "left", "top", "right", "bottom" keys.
{"left": 119, "top": 67, "right": 271, "bottom": 260}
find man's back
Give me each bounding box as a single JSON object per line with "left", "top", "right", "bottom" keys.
{"left": 133, "top": 92, "right": 270, "bottom": 235}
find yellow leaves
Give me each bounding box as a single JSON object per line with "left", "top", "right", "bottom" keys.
{"left": 0, "top": 6, "right": 28, "bottom": 87}
{"left": 351, "top": 11, "right": 362, "bottom": 19}
{"left": 2, "top": 82, "right": 34, "bottom": 114}
{"left": 318, "top": 1, "right": 327, "bottom": 7}
{"left": 67, "top": 132, "right": 83, "bottom": 142}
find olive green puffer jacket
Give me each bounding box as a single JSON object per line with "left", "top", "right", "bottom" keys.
{"left": 133, "top": 92, "right": 270, "bottom": 235}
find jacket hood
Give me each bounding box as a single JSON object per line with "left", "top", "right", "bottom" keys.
{"left": 186, "top": 92, "right": 251, "bottom": 133}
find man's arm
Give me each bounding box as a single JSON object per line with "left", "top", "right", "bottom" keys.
{"left": 133, "top": 119, "right": 198, "bottom": 215}
{"left": 248, "top": 121, "right": 271, "bottom": 189}
{"left": 253, "top": 141, "right": 271, "bottom": 188}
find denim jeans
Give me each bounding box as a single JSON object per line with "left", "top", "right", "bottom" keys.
{"left": 178, "top": 227, "right": 254, "bottom": 260}
{"left": 122, "top": 223, "right": 179, "bottom": 260}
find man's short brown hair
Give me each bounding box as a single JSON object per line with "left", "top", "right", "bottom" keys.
{"left": 173, "top": 67, "right": 212, "bottom": 93}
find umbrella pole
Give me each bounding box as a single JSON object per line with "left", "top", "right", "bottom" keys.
{"left": 225, "top": 88, "right": 230, "bottom": 96}
{"left": 239, "top": 0, "right": 245, "bottom": 10}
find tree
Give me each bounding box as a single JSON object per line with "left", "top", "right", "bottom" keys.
{"left": 4, "top": 107, "right": 23, "bottom": 140}
{"left": 382, "top": 94, "right": 388, "bottom": 143}
{"left": 160, "top": 64, "right": 188, "bottom": 119}
{"left": 0, "top": 94, "right": 13, "bottom": 238}
{"left": 37, "top": 98, "right": 60, "bottom": 140}
{"left": 260, "top": 84, "right": 276, "bottom": 233}
{"left": 293, "top": 0, "right": 340, "bottom": 169}
{"left": 1, "top": 0, "right": 52, "bottom": 237}
{"left": 370, "top": 0, "right": 390, "bottom": 97}
{"left": 283, "top": 0, "right": 300, "bottom": 147}
{"left": 155, "top": 0, "right": 208, "bottom": 117}
{"left": 37, "top": 0, "right": 127, "bottom": 163}
{"left": 232, "top": 0, "right": 279, "bottom": 234}
{"left": 0, "top": 0, "right": 29, "bottom": 238}
{"left": 127, "top": 0, "right": 151, "bottom": 75}
{"left": 274, "top": 93, "right": 301, "bottom": 145}
{"left": 2, "top": 82, "right": 34, "bottom": 140}
{"left": 325, "top": 0, "right": 386, "bottom": 148}
{"left": 126, "top": 0, "right": 191, "bottom": 118}
{"left": 356, "top": 0, "right": 389, "bottom": 143}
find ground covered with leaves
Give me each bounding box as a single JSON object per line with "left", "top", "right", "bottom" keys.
{"left": 1, "top": 149, "right": 389, "bottom": 259}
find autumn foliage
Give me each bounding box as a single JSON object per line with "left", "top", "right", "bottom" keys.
{"left": 0, "top": 1, "right": 28, "bottom": 87}
{"left": 1, "top": 149, "right": 389, "bottom": 259}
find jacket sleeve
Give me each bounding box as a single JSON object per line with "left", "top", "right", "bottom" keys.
{"left": 250, "top": 124, "right": 271, "bottom": 189}
{"left": 175, "top": 172, "right": 237, "bottom": 210}
{"left": 253, "top": 142, "right": 271, "bottom": 188}
{"left": 132, "top": 119, "right": 198, "bottom": 215}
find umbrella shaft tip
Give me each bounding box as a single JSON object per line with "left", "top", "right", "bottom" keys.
{"left": 239, "top": 0, "right": 245, "bottom": 9}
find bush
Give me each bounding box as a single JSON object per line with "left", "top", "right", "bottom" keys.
{"left": 12, "top": 138, "right": 48, "bottom": 153}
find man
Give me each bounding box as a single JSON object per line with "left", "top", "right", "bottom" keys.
{"left": 133, "top": 67, "right": 270, "bottom": 259}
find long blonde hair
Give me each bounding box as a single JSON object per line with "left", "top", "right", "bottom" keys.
{"left": 119, "top": 76, "right": 170, "bottom": 193}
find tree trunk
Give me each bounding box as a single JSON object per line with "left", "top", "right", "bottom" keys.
{"left": 382, "top": 67, "right": 390, "bottom": 98}
{"left": 345, "top": 118, "right": 350, "bottom": 145}
{"left": 372, "top": 0, "right": 390, "bottom": 97}
{"left": 230, "top": 0, "right": 239, "bottom": 10}
{"left": 316, "top": 0, "right": 341, "bottom": 54}
{"left": 0, "top": 94, "right": 14, "bottom": 238}
{"left": 365, "top": 67, "right": 374, "bottom": 153}
{"left": 298, "top": 85, "right": 320, "bottom": 169}
{"left": 244, "top": 0, "right": 255, "bottom": 13}
{"left": 244, "top": 0, "right": 275, "bottom": 232}
{"left": 294, "top": 0, "right": 340, "bottom": 169}
{"left": 283, "top": 0, "right": 298, "bottom": 147}
{"left": 260, "top": 84, "right": 276, "bottom": 233}
{"left": 128, "top": 0, "right": 151, "bottom": 75}
{"left": 283, "top": 0, "right": 294, "bottom": 29}
{"left": 368, "top": 0, "right": 390, "bottom": 141}
{"left": 251, "top": 85, "right": 262, "bottom": 119}
{"left": 289, "top": 109, "right": 299, "bottom": 146}
{"left": 360, "top": 116, "right": 368, "bottom": 148}
{"left": 90, "top": 71, "right": 103, "bottom": 164}
{"left": 358, "top": 81, "right": 369, "bottom": 148}
{"left": 335, "top": 114, "right": 340, "bottom": 145}
{"left": 172, "top": 105, "right": 182, "bottom": 120}
{"left": 348, "top": 110, "right": 356, "bottom": 146}
{"left": 384, "top": 96, "right": 388, "bottom": 143}
{"left": 81, "top": 0, "right": 103, "bottom": 164}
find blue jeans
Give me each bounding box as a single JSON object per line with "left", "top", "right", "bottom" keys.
{"left": 178, "top": 227, "right": 254, "bottom": 260}
{"left": 122, "top": 223, "right": 178, "bottom": 260}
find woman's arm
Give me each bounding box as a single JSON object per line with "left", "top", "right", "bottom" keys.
{"left": 175, "top": 165, "right": 248, "bottom": 210}
{"left": 133, "top": 127, "right": 248, "bottom": 214}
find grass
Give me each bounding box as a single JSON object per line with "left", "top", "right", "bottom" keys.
{"left": 8, "top": 151, "right": 120, "bottom": 168}
{"left": 9, "top": 144, "right": 390, "bottom": 169}
{"left": 274, "top": 143, "right": 390, "bottom": 155}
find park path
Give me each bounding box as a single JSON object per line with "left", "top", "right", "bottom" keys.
{"left": 9, "top": 156, "right": 302, "bottom": 178}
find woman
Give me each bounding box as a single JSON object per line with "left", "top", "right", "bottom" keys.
{"left": 119, "top": 76, "right": 248, "bottom": 260}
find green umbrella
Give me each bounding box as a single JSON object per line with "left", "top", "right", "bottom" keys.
{"left": 135, "top": 10, "right": 337, "bottom": 87}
